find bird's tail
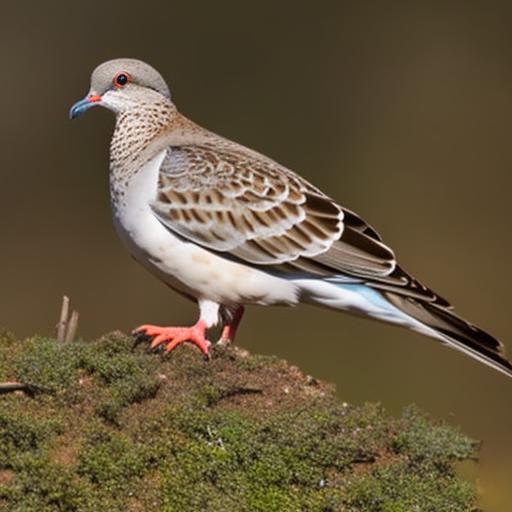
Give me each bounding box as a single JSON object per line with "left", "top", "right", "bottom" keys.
{"left": 381, "top": 288, "right": 512, "bottom": 378}
{"left": 299, "top": 278, "right": 512, "bottom": 378}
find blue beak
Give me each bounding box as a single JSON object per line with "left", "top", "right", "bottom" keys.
{"left": 69, "top": 95, "right": 102, "bottom": 119}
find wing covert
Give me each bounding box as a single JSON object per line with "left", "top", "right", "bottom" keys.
{"left": 151, "top": 143, "right": 396, "bottom": 276}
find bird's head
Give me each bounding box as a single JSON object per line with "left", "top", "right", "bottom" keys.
{"left": 69, "top": 58, "right": 171, "bottom": 119}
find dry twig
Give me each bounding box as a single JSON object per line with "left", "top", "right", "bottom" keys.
{"left": 0, "top": 381, "right": 39, "bottom": 397}
{"left": 56, "top": 295, "right": 79, "bottom": 342}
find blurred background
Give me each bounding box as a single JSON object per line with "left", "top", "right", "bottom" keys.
{"left": 1, "top": 1, "right": 511, "bottom": 508}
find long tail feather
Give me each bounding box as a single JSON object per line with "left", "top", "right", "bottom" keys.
{"left": 382, "top": 290, "right": 512, "bottom": 378}
{"left": 298, "top": 277, "right": 512, "bottom": 378}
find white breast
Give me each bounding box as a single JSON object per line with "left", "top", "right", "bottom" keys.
{"left": 111, "top": 150, "right": 299, "bottom": 307}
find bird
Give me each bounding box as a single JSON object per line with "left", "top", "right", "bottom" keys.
{"left": 70, "top": 58, "right": 512, "bottom": 378}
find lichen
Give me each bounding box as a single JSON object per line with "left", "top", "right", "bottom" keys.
{"left": 0, "top": 332, "right": 478, "bottom": 511}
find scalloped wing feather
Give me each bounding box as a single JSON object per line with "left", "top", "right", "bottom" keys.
{"left": 151, "top": 143, "right": 396, "bottom": 276}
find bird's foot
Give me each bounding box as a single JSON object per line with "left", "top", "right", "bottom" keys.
{"left": 133, "top": 321, "right": 210, "bottom": 358}
{"left": 217, "top": 324, "right": 233, "bottom": 345}
{"left": 216, "top": 306, "right": 245, "bottom": 345}
{"left": 217, "top": 323, "right": 239, "bottom": 345}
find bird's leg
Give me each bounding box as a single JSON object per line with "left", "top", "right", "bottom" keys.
{"left": 133, "top": 300, "right": 219, "bottom": 358}
{"left": 217, "top": 306, "right": 245, "bottom": 345}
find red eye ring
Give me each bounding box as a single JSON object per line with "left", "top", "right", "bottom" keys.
{"left": 113, "top": 72, "right": 131, "bottom": 88}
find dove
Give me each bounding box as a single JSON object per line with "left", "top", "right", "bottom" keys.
{"left": 70, "top": 58, "right": 512, "bottom": 377}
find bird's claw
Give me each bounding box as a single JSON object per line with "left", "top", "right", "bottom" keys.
{"left": 132, "top": 329, "right": 152, "bottom": 349}
{"left": 132, "top": 322, "right": 210, "bottom": 357}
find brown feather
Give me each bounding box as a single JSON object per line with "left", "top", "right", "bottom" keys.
{"left": 152, "top": 143, "right": 396, "bottom": 271}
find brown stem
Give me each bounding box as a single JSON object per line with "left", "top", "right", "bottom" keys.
{"left": 57, "top": 295, "right": 70, "bottom": 342}
{"left": 65, "top": 310, "right": 79, "bottom": 342}
{"left": 0, "top": 381, "right": 38, "bottom": 397}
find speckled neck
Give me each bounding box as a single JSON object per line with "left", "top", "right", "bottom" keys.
{"left": 110, "top": 100, "right": 177, "bottom": 177}
{"left": 108, "top": 100, "right": 177, "bottom": 209}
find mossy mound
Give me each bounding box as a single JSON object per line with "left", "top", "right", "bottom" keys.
{"left": 0, "top": 331, "right": 478, "bottom": 511}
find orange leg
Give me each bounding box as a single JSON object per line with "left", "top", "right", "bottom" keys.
{"left": 133, "top": 320, "right": 210, "bottom": 356}
{"left": 218, "top": 306, "right": 245, "bottom": 345}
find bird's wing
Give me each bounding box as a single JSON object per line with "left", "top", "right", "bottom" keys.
{"left": 151, "top": 142, "right": 396, "bottom": 279}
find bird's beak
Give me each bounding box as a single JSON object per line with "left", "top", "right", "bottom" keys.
{"left": 69, "top": 95, "right": 102, "bottom": 119}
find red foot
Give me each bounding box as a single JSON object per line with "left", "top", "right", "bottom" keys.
{"left": 218, "top": 306, "right": 245, "bottom": 345}
{"left": 133, "top": 321, "right": 210, "bottom": 356}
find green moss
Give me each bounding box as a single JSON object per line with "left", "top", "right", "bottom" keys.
{"left": 231, "top": 351, "right": 281, "bottom": 372}
{"left": 391, "top": 406, "right": 478, "bottom": 467}
{"left": 12, "top": 337, "right": 83, "bottom": 395}
{"left": 78, "top": 429, "right": 153, "bottom": 491}
{"left": 345, "top": 462, "right": 476, "bottom": 512}
{"left": 80, "top": 333, "right": 161, "bottom": 423}
{"left": 0, "top": 332, "right": 479, "bottom": 511}
{"left": 1, "top": 458, "right": 89, "bottom": 512}
{"left": 0, "top": 408, "right": 58, "bottom": 468}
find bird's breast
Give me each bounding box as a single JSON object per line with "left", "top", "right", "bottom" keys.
{"left": 110, "top": 150, "right": 181, "bottom": 264}
{"left": 109, "top": 151, "right": 299, "bottom": 306}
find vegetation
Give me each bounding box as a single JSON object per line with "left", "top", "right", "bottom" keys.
{"left": 0, "top": 331, "right": 478, "bottom": 511}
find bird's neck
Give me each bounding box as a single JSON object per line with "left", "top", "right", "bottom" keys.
{"left": 110, "top": 100, "right": 178, "bottom": 176}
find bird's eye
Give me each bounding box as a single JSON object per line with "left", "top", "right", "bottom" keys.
{"left": 113, "top": 72, "right": 131, "bottom": 88}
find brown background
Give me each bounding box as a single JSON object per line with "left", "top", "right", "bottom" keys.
{"left": 1, "top": 1, "right": 511, "bottom": 508}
